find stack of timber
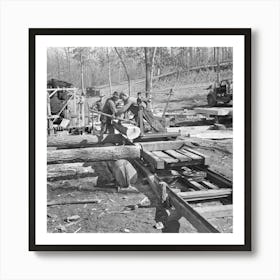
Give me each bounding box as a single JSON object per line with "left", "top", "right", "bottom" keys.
{"left": 140, "top": 140, "right": 207, "bottom": 170}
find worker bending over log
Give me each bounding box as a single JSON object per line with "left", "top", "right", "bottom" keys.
{"left": 100, "top": 91, "right": 119, "bottom": 135}
{"left": 117, "top": 92, "right": 165, "bottom": 133}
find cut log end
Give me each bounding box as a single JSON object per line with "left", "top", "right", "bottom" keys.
{"left": 113, "top": 122, "right": 141, "bottom": 140}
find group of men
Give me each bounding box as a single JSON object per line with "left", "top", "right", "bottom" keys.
{"left": 92, "top": 90, "right": 165, "bottom": 135}
{"left": 95, "top": 91, "right": 147, "bottom": 134}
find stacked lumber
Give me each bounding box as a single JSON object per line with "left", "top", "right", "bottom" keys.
{"left": 140, "top": 141, "right": 205, "bottom": 170}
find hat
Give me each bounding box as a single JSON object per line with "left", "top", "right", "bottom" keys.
{"left": 112, "top": 91, "right": 119, "bottom": 98}
{"left": 119, "top": 91, "right": 128, "bottom": 97}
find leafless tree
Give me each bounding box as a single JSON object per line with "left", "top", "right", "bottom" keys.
{"left": 114, "top": 47, "right": 131, "bottom": 95}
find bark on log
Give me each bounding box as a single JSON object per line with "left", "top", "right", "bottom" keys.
{"left": 47, "top": 145, "right": 140, "bottom": 164}
{"left": 47, "top": 133, "right": 128, "bottom": 148}
{"left": 112, "top": 122, "right": 141, "bottom": 140}
{"left": 47, "top": 163, "right": 96, "bottom": 181}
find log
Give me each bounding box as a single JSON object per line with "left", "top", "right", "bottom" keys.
{"left": 47, "top": 163, "right": 96, "bottom": 181}
{"left": 112, "top": 122, "right": 141, "bottom": 140}
{"left": 47, "top": 145, "right": 140, "bottom": 164}
{"left": 47, "top": 133, "right": 128, "bottom": 148}
{"left": 177, "top": 189, "right": 232, "bottom": 201}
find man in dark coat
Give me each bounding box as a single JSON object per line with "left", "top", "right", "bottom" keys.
{"left": 100, "top": 91, "right": 119, "bottom": 134}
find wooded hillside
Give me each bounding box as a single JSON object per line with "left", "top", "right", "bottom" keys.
{"left": 47, "top": 47, "right": 233, "bottom": 90}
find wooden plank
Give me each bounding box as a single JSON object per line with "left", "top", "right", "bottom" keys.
{"left": 201, "top": 180, "right": 219, "bottom": 190}
{"left": 194, "top": 107, "right": 233, "bottom": 117}
{"left": 140, "top": 140, "right": 185, "bottom": 152}
{"left": 141, "top": 150, "right": 165, "bottom": 170}
{"left": 139, "top": 132, "right": 180, "bottom": 140}
{"left": 47, "top": 145, "right": 140, "bottom": 164}
{"left": 182, "top": 145, "right": 209, "bottom": 165}
{"left": 179, "top": 149, "right": 203, "bottom": 160}
{"left": 152, "top": 151, "right": 178, "bottom": 164}
{"left": 188, "top": 180, "right": 206, "bottom": 190}
{"left": 177, "top": 189, "right": 232, "bottom": 200}
{"left": 164, "top": 150, "right": 191, "bottom": 162}
{"left": 194, "top": 205, "right": 233, "bottom": 219}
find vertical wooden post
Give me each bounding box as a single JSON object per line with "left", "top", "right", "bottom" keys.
{"left": 81, "top": 95, "right": 85, "bottom": 128}
{"left": 73, "top": 90, "right": 77, "bottom": 127}
{"left": 138, "top": 108, "right": 144, "bottom": 136}
{"left": 216, "top": 47, "right": 220, "bottom": 83}
{"left": 47, "top": 92, "right": 54, "bottom": 135}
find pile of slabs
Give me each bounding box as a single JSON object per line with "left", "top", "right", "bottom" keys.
{"left": 140, "top": 140, "right": 205, "bottom": 169}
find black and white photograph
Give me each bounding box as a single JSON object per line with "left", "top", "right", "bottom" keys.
{"left": 30, "top": 29, "right": 251, "bottom": 250}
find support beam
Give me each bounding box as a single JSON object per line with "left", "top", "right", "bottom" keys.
{"left": 47, "top": 145, "right": 140, "bottom": 164}
{"left": 47, "top": 134, "right": 128, "bottom": 148}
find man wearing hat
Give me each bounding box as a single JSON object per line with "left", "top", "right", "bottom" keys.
{"left": 100, "top": 91, "right": 119, "bottom": 134}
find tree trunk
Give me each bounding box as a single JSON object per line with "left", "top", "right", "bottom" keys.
{"left": 107, "top": 48, "right": 112, "bottom": 95}
{"left": 55, "top": 50, "right": 61, "bottom": 79}
{"left": 81, "top": 62, "right": 85, "bottom": 95}
{"left": 114, "top": 47, "right": 131, "bottom": 95}
{"left": 215, "top": 47, "right": 220, "bottom": 82}
{"left": 47, "top": 133, "right": 128, "bottom": 148}
{"left": 47, "top": 145, "right": 140, "bottom": 164}
{"left": 112, "top": 122, "right": 141, "bottom": 140}
{"left": 144, "top": 47, "right": 157, "bottom": 111}
{"left": 64, "top": 47, "right": 71, "bottom": 80}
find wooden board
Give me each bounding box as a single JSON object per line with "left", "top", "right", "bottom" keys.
{"left": 187, "top": 180, "right": 206, "bottom": 190}
{"left": 179, "top": 149, "right": 203, "bottom": 160}
{"left": 141, "top": 150, "right": 165, "bottom": 170}
{"left": 194, "top": 107, "right": 233, "bottom": 117}
{"left": 182, "top": 145, "right": 209, "bottom": 165}
{"left": 165, "top": 150, "right": 191, "bottom": 162}
{"left": 177, "top": 189, "right": 232, "bottom": 200}
{"left": 152, "top": 151, "right": 178, "bottom": 164}
{"left": 201, "top": 180, "right": 219, "bottom": 190}
{"left": 140, "top": 140, "right": 185, "bottom": 152}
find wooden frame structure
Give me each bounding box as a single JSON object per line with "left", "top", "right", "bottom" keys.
{"left": 47, "top": 87, "right": 86, "bottom": 135}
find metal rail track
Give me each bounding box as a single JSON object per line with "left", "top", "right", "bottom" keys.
{"left": 133, "top": 158, "right": 232, "bottom": 233}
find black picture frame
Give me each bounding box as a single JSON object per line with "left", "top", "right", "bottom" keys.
{"left": 29, "top": 28, "right": 251, "bottom": 251}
